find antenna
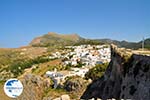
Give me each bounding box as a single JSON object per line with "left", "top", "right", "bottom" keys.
{"left": 142, "top": 37, "right": 144, "bottom": 51}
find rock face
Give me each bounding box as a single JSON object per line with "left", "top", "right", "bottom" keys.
{"left": 81, "top": 45, "right": 150, "bottom": 100}
{"left": 64, "top": 76, "right": 90, "bottom": 99}
{"left": 64, "top": 76, "right": 86, "bottom": 92}
{"left": 17, "top": 74, "right": 51, "bottom": 100}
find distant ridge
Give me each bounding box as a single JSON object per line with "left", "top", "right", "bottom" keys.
{"left": 98, "top": 38, "right": 150, "bottom": 49}
{"left": 30, "top": 32, "right": 150, "bottom": 49}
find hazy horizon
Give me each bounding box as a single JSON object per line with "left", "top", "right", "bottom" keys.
{"left": 0, "top": 0, "right": 149, "bottom": 48}
{"left": 0, "top": 32, "right": 148, "bottom": 48}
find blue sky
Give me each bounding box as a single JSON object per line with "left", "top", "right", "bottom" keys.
{"left": 0, "top": 0, "right": 149, "bottom": 48}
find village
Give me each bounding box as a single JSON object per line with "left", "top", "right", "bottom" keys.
{"left": 46, "top": 44, "right": 111, "bottom": 88}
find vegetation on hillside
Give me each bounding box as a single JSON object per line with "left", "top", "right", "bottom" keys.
{"left": 85, "top": 63, "right": 109, "bottom": 81}
{"left": 73, "top": 39, "right": 104, "bottom": 46}
{"left": 8, "top": 55, "right": 54, "bottom": 77}
{"left": 0, "top": 49, "right": 21, "bottom": 67}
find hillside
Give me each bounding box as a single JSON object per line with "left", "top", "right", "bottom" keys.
{"left": 0, "top": 33, "right": 150, "bottom": 100}
{"left": 81, "top": 44, "right": 150, "bottom": 100}
{"left": 30, "top": 32, "right": 83, "bottom": 47}
{"left": 139, "top": 38, "right": 150, "bottom": 49}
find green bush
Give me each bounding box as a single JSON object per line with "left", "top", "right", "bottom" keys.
{"left": 85, "top": 63, "right": 108, "bottom": 81}
{"left": 75, "top": 61, "right": 85, "bottom": 68}
{"left": 8, "top": 56, "right": 52, "bottom": 77}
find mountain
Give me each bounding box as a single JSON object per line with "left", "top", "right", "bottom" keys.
{"left": 139, "top": 38, "right": 150, "bottom": 49}
{"left": 98, "top": 39, "right": 139, "bottom": 49}
{"left": 30, "top": 32, "right": 150, "bottom": 49}
{"left": 81, "top": 44, "right": 150, "bottom": 100}
{"left": 98, "top": 38, "right": 150, "bottom": 49}
{"left": 30, "top": 32, "right": 83, "bottom": 47}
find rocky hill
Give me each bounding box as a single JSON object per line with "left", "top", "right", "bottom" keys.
{"left": 30, "top": 32, "right": 83, "bottom": 47}
{"left": 81, "top": 44, "right": 150, "bottom": 100}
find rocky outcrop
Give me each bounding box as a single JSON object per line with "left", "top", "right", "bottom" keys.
{"left": 64, "top": 76, "right": 87, "bottom": 92}
{"left": 81, "top": 44, "right": 150, "bottom": 100}
{"left": 64, "top": 76, "right": 90, "bottom": 100}
{"left": 17, "top": 74, "right": 52, "bottom": 100}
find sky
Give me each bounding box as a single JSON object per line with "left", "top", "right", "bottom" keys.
{"left": 0, "top": 0, "right": 149, "bottom": 48}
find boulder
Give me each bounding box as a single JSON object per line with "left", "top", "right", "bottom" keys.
{"left": 53, "top": 97, "right": 61, "bottom": 100}
{"left": 61, "top": 94, "right": 70, "bottom": 100}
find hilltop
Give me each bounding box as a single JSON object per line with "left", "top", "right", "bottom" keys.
{"left": 30, "top": 32, "right": 83, "bottom": 47}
